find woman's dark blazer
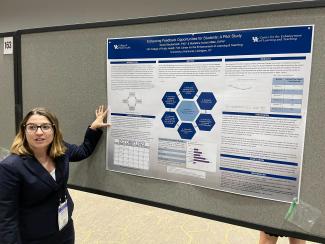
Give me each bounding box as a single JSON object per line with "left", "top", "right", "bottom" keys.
{"left": 0, "top": 127, "right": 102, "bottom": 243}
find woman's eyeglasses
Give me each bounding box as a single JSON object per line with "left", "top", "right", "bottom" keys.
{"left": 24, "top": 123, "right": 54, "bottom": 133}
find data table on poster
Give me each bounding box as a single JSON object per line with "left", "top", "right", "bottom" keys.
{"left": 113, "top": 139, "right": 150, "bottom": 170}
{"left": 271, "top": 78, "right": 304, "bottom": 114}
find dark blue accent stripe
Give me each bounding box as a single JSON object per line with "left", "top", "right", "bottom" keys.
{"left": 159, "top": 60, "right": 188, "bottom": 63}
{"left": 220, "top": 154, "right": 298, "bottom": 166}
{"left": 220, "top": 167, "right": 297, "bottom": 181}
{"left": 159, "top": 58, "right": 222, "bottom": 63}
{"left": 111, "top": 113, "right": 155, "bottom": 118}
{"left": 193, "top": 59, "right": 222, "bottom": 62}
{"left": 222, "top": 111, "right": 301, "bottom": 119}
{"left": 225, "top": 56, "right": 306, "bottom": 62}
{"left": 110, "top": 61, "right": 156, "bottom": 64}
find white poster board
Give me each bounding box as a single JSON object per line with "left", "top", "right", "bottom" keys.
{"left": 106, "top": 25, "right": 314, "bottom": 202}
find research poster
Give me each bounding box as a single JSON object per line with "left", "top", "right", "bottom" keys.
{"left": 106, "top": 25, "right": 314, "bottom": 202}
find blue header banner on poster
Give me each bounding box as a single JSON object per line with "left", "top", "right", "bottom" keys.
{"left": 107, "top": 26, "right": 313, "bottom": 59}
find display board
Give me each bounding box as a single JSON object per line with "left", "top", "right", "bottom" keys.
{"left": 0, "top": 35, "right": 16, "bottom": 149}
{"left": 19, "top": 6, "right": 325, "bottom": 242}
{"left": 106, "top": 25, "right": 313, "bottom": 203}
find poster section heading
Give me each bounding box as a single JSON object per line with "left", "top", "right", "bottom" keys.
{"left": 108, "top": 26, "right": 313, "bottom": 59}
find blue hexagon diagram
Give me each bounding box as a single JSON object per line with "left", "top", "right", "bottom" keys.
{"left": 178, "top": 123, "right": 196, "bottom": 140}
{"left": 176, "top": 100, "right": 200, "bottom": 122}
{"left": 196, "top": 114, "right": 215, "bottom": 131}
{"left": 162, "top": 92, "right": 180, "bottom": 109}
{"left": 179, "top": 82, "right": 198, "bottom": 99}
{"left": 197, "top": 92, "right": 217, "bottom": 110}
{"left": 161, "top": 112, "right": 179, "bottom": 128}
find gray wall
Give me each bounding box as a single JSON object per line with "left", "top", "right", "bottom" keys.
{"left": 0, "top": 37, "right": 15, "bottom": 149}
{"left": 0, "top": 0, "right": 315, "bottom": 33}
{"left": 19, "top": 6, "right": 325, "bottom": 241}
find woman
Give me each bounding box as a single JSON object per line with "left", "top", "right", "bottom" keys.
{"left": 0, "top": 105, "right": 110, "bottom": 244}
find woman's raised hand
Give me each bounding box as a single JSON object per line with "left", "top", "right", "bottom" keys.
{"left": 90, "top": 105, "right": 111, "bottom": 130}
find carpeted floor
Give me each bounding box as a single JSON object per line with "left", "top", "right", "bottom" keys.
{"left": 69, "top": 189, "right": 318, "bottom": 244}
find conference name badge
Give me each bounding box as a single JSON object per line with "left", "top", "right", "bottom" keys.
{"left": 58, "top": 200, "right": 69, "bottom": 230}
